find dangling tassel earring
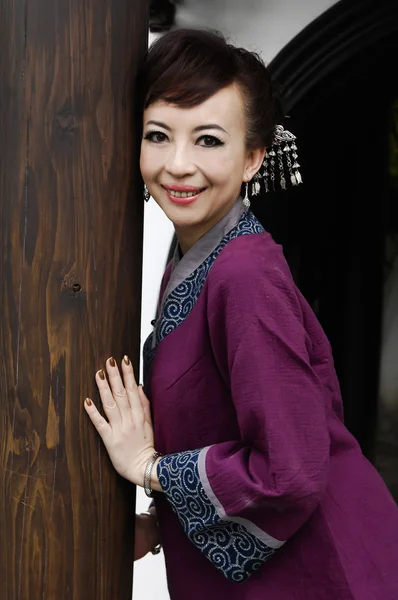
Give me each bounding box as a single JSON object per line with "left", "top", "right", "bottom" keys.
{"left": 242, "top": 182, "right": 250, "bottom": 208}
{"left": 143, "top": 184, "right": 151, "bottom": 203}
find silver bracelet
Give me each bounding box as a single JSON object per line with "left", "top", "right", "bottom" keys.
{"left": 141, "top": 511, "right": 162, "bottom": 555}
{"left": 144, "top": 451, "right": 162, "bottom": 498}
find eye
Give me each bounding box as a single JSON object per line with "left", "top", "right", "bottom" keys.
{"left": 197, "top": 135, "right": 224, "bottom": 147}
{"left": 143, "top": 130, "right": 168, "bottom": 144}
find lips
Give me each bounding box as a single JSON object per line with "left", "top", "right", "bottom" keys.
{"left": 162, "top": 185, "right": 206, "bottom": 206}
{"left": 162, "top": 184, "right": 205, "bottom": 193}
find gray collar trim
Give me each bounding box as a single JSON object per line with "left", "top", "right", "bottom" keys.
{"left": 161, "top": 199, "right": 245, "bottom": 311}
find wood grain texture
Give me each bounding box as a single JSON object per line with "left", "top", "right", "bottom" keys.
{"left": 0, "top": 1, "right": 148, "bottom": 598}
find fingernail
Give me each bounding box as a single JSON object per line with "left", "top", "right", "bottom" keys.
{"left": 109, "top": 357, "right": 116, "bottom": 367}
{"left": 98, "top": 369, "right": 105, "bottom": 380}
{"left": 85, "top": 398, "right": 92, "bottom": 406}
{"left": 123, "top": 355, "right": 130, "bottom": 365}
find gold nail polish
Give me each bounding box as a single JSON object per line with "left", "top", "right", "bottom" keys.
{"left": 98, "top": 369, "right": 105, "bottom": 380}
{"left": 85, "top": 398, "right": 92, "bottom": 406}
{"left": 109, "top": 357, "right": 116, "bottom": 367}
{"left": 123, "top": 355, "right": 130, "bottom": 365}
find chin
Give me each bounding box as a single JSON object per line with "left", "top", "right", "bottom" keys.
{"left": 160, "top": 199, "right": 205, "bottom": 224}
{"left": 168, "top": 210, "right": 204, "bottom": 229}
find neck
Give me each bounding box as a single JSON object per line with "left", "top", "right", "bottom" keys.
{"left": 175, "top": 225, "right": 207, "bottom": 256}
{"left": 174, "top": 198, "right": 241, "bottom": 255}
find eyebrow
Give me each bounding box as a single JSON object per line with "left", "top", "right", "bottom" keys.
{"left": 145, "top": 120, "right": 228, "bottom": 135}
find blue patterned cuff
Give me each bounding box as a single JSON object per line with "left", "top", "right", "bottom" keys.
{"left": 157, "top": 449, "right": 275, "bottom": 583}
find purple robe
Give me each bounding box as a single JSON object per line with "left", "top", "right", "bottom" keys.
{"left": 143, "top": 201, "right": 398, "bottom": 599}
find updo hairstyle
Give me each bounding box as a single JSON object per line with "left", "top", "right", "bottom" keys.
{"left": 136, "top": 28, "right": 283, "bottom": 150}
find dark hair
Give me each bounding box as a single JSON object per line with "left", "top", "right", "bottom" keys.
{"left": 136, "top": 28, "right": 283, "bottom": 149}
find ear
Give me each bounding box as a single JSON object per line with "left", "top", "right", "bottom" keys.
{"left": 243, "top": 147, "right": 266, "bottom": 182}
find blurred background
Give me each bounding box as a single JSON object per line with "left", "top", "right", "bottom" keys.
{"left": 136, "top": 1, "right": 398, "bottom": 598}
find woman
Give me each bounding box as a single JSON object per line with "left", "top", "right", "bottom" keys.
{"left": 84, "top": 28, "right": 398, "bottom": 599}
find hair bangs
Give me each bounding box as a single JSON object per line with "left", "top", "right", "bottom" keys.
{"left": 142, "top": 29, "right": 236, "bottom": 110}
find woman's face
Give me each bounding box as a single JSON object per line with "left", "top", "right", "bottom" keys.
{"left": 140, "top": 83, "right": 264, "bottom": 249}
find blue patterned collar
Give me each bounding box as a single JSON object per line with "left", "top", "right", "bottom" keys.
{"left": 143, "top": 204, "right": 265, "bottom": 376}
{"left": 160, "top": 198, "right": 245, "bottom": 312}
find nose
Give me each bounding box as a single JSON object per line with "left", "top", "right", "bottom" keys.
{"left": 164, "top": 145, "right": 196, "bottom": 178}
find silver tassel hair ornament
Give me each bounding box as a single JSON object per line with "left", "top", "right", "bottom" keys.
{"left": 262, "top": 125, "right": 303, "bottom": 193}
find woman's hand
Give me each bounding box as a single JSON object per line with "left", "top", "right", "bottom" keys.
{"left": 84, "top": 356, "right": 155, "bottom": 486}
{"left": 134, "top": 511, "right": 161, "bottom": 561}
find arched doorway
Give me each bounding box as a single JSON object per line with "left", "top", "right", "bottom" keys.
{"left": 257, "top": 0, "right": 398, "bottom": 485}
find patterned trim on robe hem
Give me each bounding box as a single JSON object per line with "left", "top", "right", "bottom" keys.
{"left": 197, "top": 446, "right": 285, "bottom": 550}
{"left": 157, "top": 448, "right": 284, "bottom": 583}
{"left": 143, "top": 210, "right": 264, "bottom": 376}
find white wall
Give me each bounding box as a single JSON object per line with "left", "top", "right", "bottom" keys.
{"left": 176, "top": 0, "right": 338, "bottom": 64}
{"left": 134, "top": 1, "right": 339, "bottom": 598}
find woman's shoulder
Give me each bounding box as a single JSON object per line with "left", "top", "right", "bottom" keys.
{"left": 206, "top": 229, "right": 307, "bottom": 323}
{"left": 210, "top": 229, "right": 293, "bottom": 289}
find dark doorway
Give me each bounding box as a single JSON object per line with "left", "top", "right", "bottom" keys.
{"left": 258, "top": 0, "right": 398, "bottom": 480}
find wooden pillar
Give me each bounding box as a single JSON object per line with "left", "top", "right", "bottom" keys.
{"left": 0, "top": 1, "right": 148, "bottom": 598}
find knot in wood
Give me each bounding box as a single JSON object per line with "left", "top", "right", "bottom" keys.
{"left": 61, "top": 273, "right": 82, "bottom": 296}
{"left": 55, "top": 104, "right": 78, "bottom": 139}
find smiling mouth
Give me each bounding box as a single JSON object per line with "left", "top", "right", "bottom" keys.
{"left": 162, "top": 186, "right": 206, "bottom": 198}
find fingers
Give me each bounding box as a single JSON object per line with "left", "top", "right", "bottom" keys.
{"left": 94, "top": 356, "right": 144, "bottom": 424}
{"left": 121, "top": 356, "right": 144, "bottom": 416}
{"left": 95, "top": 364, "right": 123, "bottom": 425}
{"left": 84, "top": 398, "right": 111, "bottom": 441}
{"left": 138, "top": 386, "right": 153, "bottom": 426}
{"left": 105, "top": 357, "right": 131, "bottom": 416}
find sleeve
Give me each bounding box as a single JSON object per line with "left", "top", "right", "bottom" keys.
{"left": 156, "top": 247, "right": 330, "bottom": 583}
